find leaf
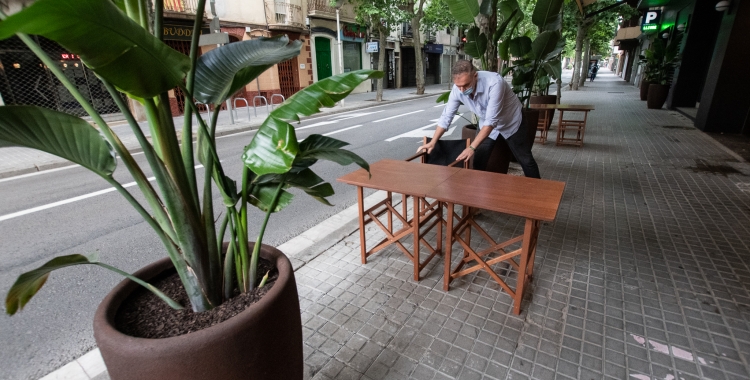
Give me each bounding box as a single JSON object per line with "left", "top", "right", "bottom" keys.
{"left": 0, "top": 106, "right": 116, "bottom": 177}
{"left": 249, "top": 184, "right": 294, "bottom": 213}
{"left": 499, "top": 0, "right": 520, "bottom": 20}
{"left": 194, "top": 36, "right": 303, "bottom": 105}
{"left": 494, "top": 8, "right": 519, "bottom": 45}
{"left": 543, "top": 59, "right": 562, "bottom": 79}
{"left": 531, "top": 0, "right": 564, "bottom": 30}
{"left": 295, "top": 134, "right": 369, "bottom": 173}
{"left": 243, "top": 70, "right": 381, "bottom": 176}
{"left": 444, "top": 0, "right": 480, "bottom": 24}
{"left": 5, "top": 254, "right": 182, "bottom": 315}
{"left": 283, "top": 168, "right": 335, "bottom": 206}
{"left": 436, "top": 91, "right": 451, "bottom": 104}
{"left": 479, "top": 0, "right": 494, "bottom": 16}
{"left": 464, "top": 27, "right": 487, "bottom": 58}
{"left": 531, "top": 31, "right": 560, "bottom": 61}
{"left": 0, "top": 0, "right": 190, "bottom": 98}
{"left": 499, "top": 40, "right": 510, "bottom": 61}
{"left": 509, "top": 36, "right": 532, "bottom": 58}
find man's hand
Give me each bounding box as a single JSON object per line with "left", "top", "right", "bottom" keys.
{"left": 417, "top": 141, "right": 436, "bottom": 154}
{"left": 456, "top": 147, "right": 474, "bottom": 162}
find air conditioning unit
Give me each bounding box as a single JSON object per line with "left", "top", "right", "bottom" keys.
{"left": 245, "top": 27, "right": 252, "bottom": 34}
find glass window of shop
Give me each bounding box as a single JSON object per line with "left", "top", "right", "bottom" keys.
{"left": 343, "top": 41, "right": 361, "bottom": 73}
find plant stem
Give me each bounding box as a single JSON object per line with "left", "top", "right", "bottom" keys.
{"left": 100, "top": 79, "right": 176, "bottom": 242}
{"left": 239, "top": 167, "right": 250, "bottom": 292}
{"left": 249, "top": 181, "right": 284, "bottom": 291}
{"left": 180, "top": 0, "right": 209, "bottom": 197}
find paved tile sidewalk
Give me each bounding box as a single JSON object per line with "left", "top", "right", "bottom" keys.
{"left": 294, "top": 71, "right": 750, "bottom": 380}
{"left": 35, "top": 70, "right": 750, "bottom": 380}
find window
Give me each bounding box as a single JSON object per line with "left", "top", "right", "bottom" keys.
{"left": 343, "top": 41, "right": 361, "bottom": 73}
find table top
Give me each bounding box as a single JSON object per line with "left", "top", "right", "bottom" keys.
{"left": 428, "top": 169, "right": 566, "bottom": 221}
{"left": 530, "top": 104, "right": 595, "bottom": 111}
{"left": 338, "top": 160, "right": 566, "bottom": 222}
{"left": 337, "top": 159, "right": 461, "bottom": 197}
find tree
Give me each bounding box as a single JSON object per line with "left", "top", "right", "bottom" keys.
{"left": 404, "top": 0, "right": 428, "bottom": 94}
{"left": 351, "top": 0, "right": 404, "bottom": 101}
{"left": 562, "top": 0, "right": 637, "bottom": 90}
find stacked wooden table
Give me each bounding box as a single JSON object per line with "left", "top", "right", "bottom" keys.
{"left": 338, "top": 160, "right": 565, "bottom": 314}
{"left": 530, "top": 104, "right": 595, "bottom": 146}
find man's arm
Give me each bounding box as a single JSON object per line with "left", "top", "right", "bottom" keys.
{"left": 455, "top": 124, "right": 492, "bottom": 162}
{"left": 417, "top": 90, "right": 460, "bottom": 153}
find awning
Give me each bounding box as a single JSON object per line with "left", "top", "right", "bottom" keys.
{"left": 615, "top": 26, "right": 642, "bottom": 41}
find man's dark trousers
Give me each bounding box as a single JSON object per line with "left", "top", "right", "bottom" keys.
{"left": 472, "top": 114, "right": 541, "bottom": 178}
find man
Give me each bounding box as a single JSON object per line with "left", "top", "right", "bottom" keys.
{"left": 417, "top": 60, "right": 540, "bottom": 178}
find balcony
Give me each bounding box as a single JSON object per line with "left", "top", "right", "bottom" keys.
{"left": 307, "top": 0, "right": 356, "bottom": 22}
{"left": 265, "top": 1, "right": 305, "bottom": 31}
{"left": 164, "top": 0, "right": 200, "bottom": 14}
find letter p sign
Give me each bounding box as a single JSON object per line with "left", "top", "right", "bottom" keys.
{"left": 645, "top": 12, "right": 658, "bottom": 23}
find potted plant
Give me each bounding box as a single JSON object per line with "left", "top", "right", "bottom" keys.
{"left": 1, "top": 0, "right": 381, "bottom": 379}
{"left": 642, "top": 32, "right": 682, "bottom": 109}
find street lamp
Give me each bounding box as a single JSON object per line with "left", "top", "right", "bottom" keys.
{"left": 334, "top": 0, "right": 345, "bottom": 106}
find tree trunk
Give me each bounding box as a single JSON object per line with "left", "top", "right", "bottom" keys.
{"left": 376, "top": 26, "right": 386, "bottom": 102}
{"left": 476, "top": 1, "right": 498, "bottom": 72}
{"left": 571, "top": 23, "right": 584, "bottom": 90}
{"left": 411, "top": 7, "right": 425, "bottom": 94}
{"left": 579, "top": 38, "right": 591, "bottom": 87}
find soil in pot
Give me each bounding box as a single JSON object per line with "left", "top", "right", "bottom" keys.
{"left": 115, "top": 258, "right": 278, "bottom": 338}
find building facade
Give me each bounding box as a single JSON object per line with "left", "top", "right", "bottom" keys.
{"left": 0, "top": 0, "right": 313, "bottom": 117}
{"left": 614, "top": 0, "right": 750, "bottom": 135}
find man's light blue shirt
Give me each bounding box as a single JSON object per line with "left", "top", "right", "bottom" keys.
{"left": 437, "top": 71, "right": 523, "bottom": 140}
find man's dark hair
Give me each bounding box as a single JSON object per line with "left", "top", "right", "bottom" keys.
{"left": 451, "top": 60, "right": 476, "bottom": 77}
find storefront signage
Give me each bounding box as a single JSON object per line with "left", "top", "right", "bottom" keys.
{"left": 366, "top": 42, "right": 378, "bottom": 53}
{"left": 341, "top": 24, "right": 366, "bottom": 42}
{"left": 424, "top": 44, "right": 443, "bottom": 54}
{"left": 641, "top": 10, "right": 661, "bottom": 32}
{"left": 60, "top": 53, "right": 81, "bottom": 60}
{"left": 163, "top": 23, "right": 211, "bottom": 41}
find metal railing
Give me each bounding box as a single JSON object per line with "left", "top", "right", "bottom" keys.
{"left": 264, "top": 1, "right": 305, "bottom": 29}
{"left": 307, "top": 0, "right": 355, "bottom": 19}
{"left": 164, "top": 0, "right": 200, "bottom": 14}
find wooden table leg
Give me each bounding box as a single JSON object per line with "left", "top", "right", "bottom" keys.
{"left": 412, "top": 195, "right": 420, "bottom": 281}
{"left": 513, "top": 218, "right": 537, "bottom": 315}
{"left": 443, "top": 202, "right": 455, "bottom": 291}
{"left": 356, "top": 186, "right": 368, "bottom": 264}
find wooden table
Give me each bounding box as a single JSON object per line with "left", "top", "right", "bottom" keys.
{"left": 337, "top": 159, "right": 460, "bottom": 281}
{"left": 530, "top": 104, "right": 595, "bottom": 146}
{"left": 338, "top": 160, "right": 565, "bottom": 314}
{"left": 429, "top": 169, "right": 565, "bottom": 314}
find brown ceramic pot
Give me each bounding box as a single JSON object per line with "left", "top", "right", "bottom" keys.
{"left": 93, "top": 244, "right": 303, "bottom": 380}
{"left": 647, "top": 84, "right": 670, "bottom": 109}
{"left": 639, "top": 79, "right": 651, "bottom": 101}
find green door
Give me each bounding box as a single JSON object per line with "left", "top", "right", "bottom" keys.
{"left": 315, "top": 37, "right": 332, "bottom": 80}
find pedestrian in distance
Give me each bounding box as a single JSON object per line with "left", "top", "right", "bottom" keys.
{"left": 417, "top": 60, "right": 541, "bottom": 179}
{"left": 590, "top": 65, "right": 599, "bottom": 82}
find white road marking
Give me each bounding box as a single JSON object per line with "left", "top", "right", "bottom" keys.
{"left": 296, "top": 120, "right": 339, "bottom": 131}
{"left": 328, "top": 111, "right": 383, "bottom": 120}
{"left": 324, "top": 125, "right": 364, "bottom": 136}
{"left": 0, "top": 151, "right": 147, "bottom": 184}
{"left": 385, "top": 115, "right": 462, "bottom": 141}
{"left": 0, "top": 165, "right": 206, "bottom": 222}
{"left": 372, "top": 110, "right": 424, "bottom": 123}
{"left": 433, "top": 104, "right": 446, "bottom": 108}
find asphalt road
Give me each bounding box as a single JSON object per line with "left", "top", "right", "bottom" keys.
{"left": 0, "top": 94, "right": 478, "bottom": 380}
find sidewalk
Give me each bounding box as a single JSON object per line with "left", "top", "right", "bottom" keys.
{"left": 38, "top": 70, "right": 750, "bottom": 380}
{"left": 0, "top": 83, "right": 451, "bottom": 179}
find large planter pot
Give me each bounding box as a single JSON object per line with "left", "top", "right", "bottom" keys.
{"left": 93, "top": 244, "right": 303, "bottom": 380}
{"left": 530, "top": 95, "right": 557, "bottom": 130}
{"left": 647, "top": 84, "right": 670, "bottom": 109}
{"left": 639, "top": 79, "right": 651, "bottom": 101}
